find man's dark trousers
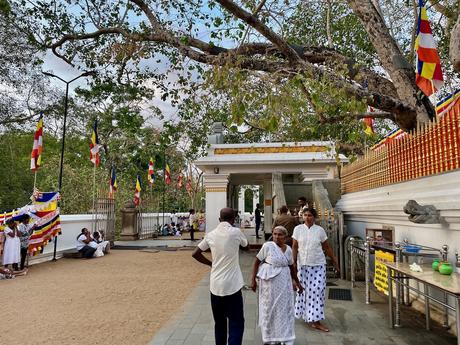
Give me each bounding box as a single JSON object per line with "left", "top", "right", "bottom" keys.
{"left": 210, "top": 289, "right": 244, "bottom": 345}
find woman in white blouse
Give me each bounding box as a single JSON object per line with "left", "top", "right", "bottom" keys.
{"left": 2, "top": 218, "right": 21, "bottom": 269}
{"left": 251, "top": 226, "right": 303, "bottom": 345}
{"left": 292, "top": 208, "right": 339, "bottom": 332}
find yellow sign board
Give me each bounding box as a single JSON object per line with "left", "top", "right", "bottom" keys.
{"left": 374, "top": 249, "right": 395, "bottom": 295}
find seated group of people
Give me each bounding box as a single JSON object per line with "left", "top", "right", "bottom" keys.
{"left": 76, "top": 228, "right": 110, "bottom": 258}
{"left": 160, "top": 222, "right": 182, "bottom": 236}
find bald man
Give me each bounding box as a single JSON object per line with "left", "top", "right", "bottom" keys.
{"left": 192, "top": 207, "right": 248, "bottom": 345}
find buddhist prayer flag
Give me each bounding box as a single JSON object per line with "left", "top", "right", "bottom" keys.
{"left": 436, "top": 88, "right": 460, "bottom": 116}
{"left": 109, "top": 167, "right": 117, "bottom": 198}
{"left": 30, "top": 114, "right": 44, "bottom": 171}
{"left": 133, "top": 175, "right": 141, "bottom": 206}
{"left": 176, "top": 173, "right": 184, "bottom": 189}
{"left": 0, "top": 191, "right": 61, "bottom": 256}
{"left": 415, "top": 0, "right": 444, "bottom": 96}
{"left": 148, "top": 157, "right": 155, "bottom": 184}
{"left": 165, "top": 164, "right": 171, "bottom": 185}
{"left": 90, "top": 120, "right": 101, "bottom": 166}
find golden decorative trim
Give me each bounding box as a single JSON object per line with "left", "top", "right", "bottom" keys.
{"left": 214, "top": 146, "right": 329, "bottom": 155}
{"left": 205, "top": 187, "right": 227, "bottom": 193}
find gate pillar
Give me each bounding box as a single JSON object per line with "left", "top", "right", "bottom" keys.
{"left": 120, "top": 201, "right": 139, "bottom": 241}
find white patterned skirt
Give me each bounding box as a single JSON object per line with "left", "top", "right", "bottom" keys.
{"left": 294, "top": 265, "right": 326, "bottom": 323}
{"left": 258, "top": 267, "right": 295, "bottom": 343}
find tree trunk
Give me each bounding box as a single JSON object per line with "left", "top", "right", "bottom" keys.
{"left": 451, "top": 15, "right": 460, "bottom": 72}
{"left": 347, "top": 0, "right": 434, "bottom": 130}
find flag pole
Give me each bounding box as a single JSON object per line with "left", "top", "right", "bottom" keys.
{"left": 33, "top": 171, "right": 38, "bottom": 191}
{"left": 156, "top": 187, "right": 160, "bottom": 233}
{"left": 162, "top": 151, "right": 166, "bottom": 230}
{"left": 149, "top": 183, "right": 153, "bottom": 234}
{"left": 92, "top": 162, "right": 97, "bottom": 233}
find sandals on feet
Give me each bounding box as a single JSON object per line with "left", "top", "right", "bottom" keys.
{"left": 309, "top": 322, "right": 329, "bottom": 332}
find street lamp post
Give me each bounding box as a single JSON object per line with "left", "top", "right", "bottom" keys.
{"left": 42, "top": 70, "right": 96, "bottom": 261}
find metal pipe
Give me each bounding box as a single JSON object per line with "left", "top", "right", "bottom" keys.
{"left": 443, "top": 292, "right": 449, "bottom": 328}
{"left": 424, "top": 284, "right": 430, "bottom": 331}
{"left": 455, "top": 297, "right": 460, "bottom": 345}
{"left": 395, "top": 242, "right": 402, "bottom": 327}
{"left": 441, "top": 244, "right": 449, "bottom": 261}
{"left": 390, "top": 278, "right": 455, "bottom": 311}
{"left": 365, "top": 239, "right": 370, "bottom": 304}
{"left": 388, "top": 266, "right": 394, "bottom": 328}
{"left": 350, "top": 238, "right": 355, "bottom": 289}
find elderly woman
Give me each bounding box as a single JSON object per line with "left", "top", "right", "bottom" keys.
{"left": 251, "top": 226, "right": 303, "bottom": 345}
{"left": 292, "top": 208, "right": 339, "bottom": 332}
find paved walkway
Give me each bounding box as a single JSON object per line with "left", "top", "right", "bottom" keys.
{"left": 148, "top": 250, "right": 456, "bottom": 345}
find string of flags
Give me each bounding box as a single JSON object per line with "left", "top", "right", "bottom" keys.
{"left": 0, "top": 191, "right": 61, "bottom": 256}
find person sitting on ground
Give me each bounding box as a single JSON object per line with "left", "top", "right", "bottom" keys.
{"left": 272, "top": 205, "right": 299, "bottom": 246}
{"left": 0, "top": 267, "right": 14, "bottom": 280}
{"left": 76, "top": 228, "right": 96, "bottom": 258}
{"left": 2, "top": 218, "right": 21, "bottom": 270}
{"left": 89, "top": 230, "right": 110, "bottom": 257}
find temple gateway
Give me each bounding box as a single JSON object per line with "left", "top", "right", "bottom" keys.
{"left": 194, "top": 141, "right": 347, "bottom": 233}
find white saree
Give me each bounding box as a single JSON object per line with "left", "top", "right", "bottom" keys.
{"left": 256, "top": 242, "right": 295, "bottom": 345}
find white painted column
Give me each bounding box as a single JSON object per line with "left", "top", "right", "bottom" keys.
{"left": 238, "top": 186, "right": 246, "bottom": 216}
{"left": 263, "top": 178, "right": 273, "bottom": 237}
{"left": 204, "top": 173, "right": 229, "bottom": 232}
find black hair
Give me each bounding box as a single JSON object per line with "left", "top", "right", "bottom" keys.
{"left": 77, "top": 228, "right": 88, "bottom": 240}
{"left": 298, "top": 196, "right": 307, "bottom": 202}
{"left": 304, "top": 208, "right": 318, "bottom": 218}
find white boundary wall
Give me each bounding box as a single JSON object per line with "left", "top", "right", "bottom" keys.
{"left": 336, "top": 170, "right": 460, "bottom": 263}
{"left": 336, "top": 170, "right": 460, "bottom": 332}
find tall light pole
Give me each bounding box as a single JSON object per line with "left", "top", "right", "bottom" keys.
{"left": 42, "top": 70, "right": 96, "bottom": 260}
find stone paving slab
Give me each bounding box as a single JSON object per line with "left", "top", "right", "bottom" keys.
{"left": 148, "top": 251, "right": 457, "bottom": 345}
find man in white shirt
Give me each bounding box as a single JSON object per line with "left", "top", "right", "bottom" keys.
{"left": 192, "top": 207, "right": 249, "bottom": 345}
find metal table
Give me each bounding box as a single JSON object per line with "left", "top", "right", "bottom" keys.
{"left": 387, "top": 262, "right": 460, "bottom": 345}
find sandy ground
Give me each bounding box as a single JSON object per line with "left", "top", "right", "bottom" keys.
{"left": 0, "top": 249, "right": 209, "bottom": 345}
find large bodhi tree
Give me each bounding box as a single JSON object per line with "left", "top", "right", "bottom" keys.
{"left": 10, "top": 0, "right": 460, "bottom": 132}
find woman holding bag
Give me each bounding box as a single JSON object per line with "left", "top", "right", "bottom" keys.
{"left": 251, "top": 226, "right": 303, "bottom": 345}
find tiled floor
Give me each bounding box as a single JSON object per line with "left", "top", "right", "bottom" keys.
{"left": 148, "top": 250, "right": 457, "bottom": 345}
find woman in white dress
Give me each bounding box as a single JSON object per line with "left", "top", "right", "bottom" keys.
{"left": 251, "top": 226, "right": 303, "bottom": 345}
{"left": 292, "top": 208, "right": 339, "bottom": 332}
{"left": 2, "top": 219, "right": 21, "bottom": 269}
